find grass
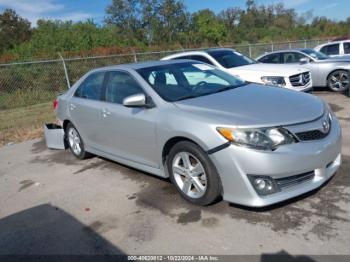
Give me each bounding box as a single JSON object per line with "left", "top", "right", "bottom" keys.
{"left": 0, "top": 102, "right": 56, "bottom": 147}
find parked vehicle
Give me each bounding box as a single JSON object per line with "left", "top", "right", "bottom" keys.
{"left": 314, "top": 40, "right": 350, "bottom": 57}
{"left": 256, "top": 48, "right": 350, "bottom": 92}
{"left": 54, "top": 60, "right": 342, "bottom": 207}
{"left": 162, "top": 48, "right": 312, "bottom": 92}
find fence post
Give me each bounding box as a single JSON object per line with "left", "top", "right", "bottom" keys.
{"left": 289, "top": 41, "right": 292, "bottom": 49}
{"left": 304, "top": 39, "right": 307, "bottom": 48}
{"left": 133, "top": 50, "right": 138, "bottom": 62}
{"left": 271, "top": 42, "right": 274, "bottom": 52}
{"left": 58, "top": 53, "right": 71, "bottom": 89}
{"left": 248, "top": 44, "right": 252, "bottom": 57}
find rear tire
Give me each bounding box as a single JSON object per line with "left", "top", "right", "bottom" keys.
{"left": 65, "top": 123, "right": 92, "bottom": 160}
{"left": 166, "top": 141, "right": 222, "bottom": 206}
{"left": 327, "top": 70, "right": 349, "bottom": 92}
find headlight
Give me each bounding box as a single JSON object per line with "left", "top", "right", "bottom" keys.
{"left": 217, "top": 127, "right": 296, "bottom": 150}
{"left": 261, "top": 76, "right": 286, "bottom": 87}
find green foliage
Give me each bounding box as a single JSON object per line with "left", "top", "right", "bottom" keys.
{"left": 0, "top": 9, "right": 31, "bottom": 54}
{"left": 192, "top": 9, "right": 225, "bottom": 45}
{"left": 0, "top": 0, "right": 350, "bottom": 60}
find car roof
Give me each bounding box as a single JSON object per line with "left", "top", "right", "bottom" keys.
{"left": 92, "top": 59, "right": 196, "bottom": 72}
{"left": 164, "top": 48, "right": 235, "bottom": 57}
{"left": 257, "top": 49, "right": 308, "bottom": 59}
{"left": 262, "top": 48, "right": 309, "bottom": 54}
{"left": 320, "top": 40, "right": 350, "bottom": 45}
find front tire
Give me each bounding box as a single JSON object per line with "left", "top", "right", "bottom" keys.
{"left": 327, "top": 70, "right": 349, "bottom": 92}
{"left": 167, "top": 141, "right": 222, "bottom": 206}
{"left": 66, "top": 123, "right": 91, "bottom": 159}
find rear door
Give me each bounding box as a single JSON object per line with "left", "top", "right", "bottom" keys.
{"left": 68, "top": 71, "right": 107, "bottom": 150}
{"left": 98, "top": 70, "right": 159, "bottom": 168}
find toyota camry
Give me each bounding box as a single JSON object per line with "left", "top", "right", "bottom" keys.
{"left": 53, "top": 60, "right": 342, "bottom": 207}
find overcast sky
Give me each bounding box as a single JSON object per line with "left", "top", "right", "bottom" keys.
{"left": 0, "top": 0, "right": 347, "bottom": 26}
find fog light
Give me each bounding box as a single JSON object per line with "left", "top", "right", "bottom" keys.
{"left": 248, "top": 175, "right": 279, "bottom": 195}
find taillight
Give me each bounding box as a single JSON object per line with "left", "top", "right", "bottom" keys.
{"left": 53, "top": 99, "right": 58, "bottom": 110}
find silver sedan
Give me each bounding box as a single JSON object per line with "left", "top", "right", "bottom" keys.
{"left": 54, "top": 60, "right": 342, "bottom": 207}
{"left": 256, "top": 48, "right": 350, "bottom": 92}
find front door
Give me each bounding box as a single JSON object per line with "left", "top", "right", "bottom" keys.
{"left": 98, "top": 70, "right": 159, "bottom": 168}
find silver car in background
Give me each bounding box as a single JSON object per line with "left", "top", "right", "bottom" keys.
{"left": 55, "top": 60, "right": 342, "bottom": 207}
{"left": 256, "top": 48, "right": 350, "bottom": 92}
{"left": 314, "top": 40, "right": 350, "bottom": 58}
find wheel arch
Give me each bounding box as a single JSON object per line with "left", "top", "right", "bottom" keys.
{"left": 161, "top": 136, "right": 202, "bottom": 166}
{"left": 62, "top": 119, "right": 71, "bottom": 131}
{"left": 326, "top": 68, "right": 348, "bottom": 81}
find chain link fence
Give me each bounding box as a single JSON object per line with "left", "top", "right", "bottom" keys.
{"left": 0, "top": 38, "right": 330, "bottom": 145}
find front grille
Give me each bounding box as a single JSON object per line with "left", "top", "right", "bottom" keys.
{"left": 289, "top": 72, "right": 311, "bottom": 87}
{"left": 275, "top": 171, "right": 315, "bottom": 189}
{"left": 295, "top": 130, "right": 329, "bottom": 141}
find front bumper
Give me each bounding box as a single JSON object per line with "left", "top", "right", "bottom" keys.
{"left": 284, "top": 77, "right": 313, "bottom": 92}
{"left": 209, "top": 117, "right": 342, "bottom": 207}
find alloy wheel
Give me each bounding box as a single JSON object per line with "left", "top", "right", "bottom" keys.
{"left": 329, "top": 71, "right": 349, "bottom": 92}
{"left": 68, "top": 127, "right": 82, "bottom": 156}
{"left": 172, "top": 152, "right": 207, "bottom": 199}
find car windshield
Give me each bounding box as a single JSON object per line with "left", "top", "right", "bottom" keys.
{"left": 301, "top": 49, "right": 329, "bottom": 60}
{"left": 207, "top": 50, "right": 256, "bottom": 68}
{"left": 137, "top": 62, "right": 246, "bottom": 102}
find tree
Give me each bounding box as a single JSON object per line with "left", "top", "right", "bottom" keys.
{"left": 0, "top": 9, "right": 31, "bottom": 53}
{"left": 105, "top": 0, "right": 143, "bottom": 42}
{"left": 192, "top": 9, "right": 225, "bottom": 45}
{"left": 156, "top": 0, "right": 189, "bottom": 43}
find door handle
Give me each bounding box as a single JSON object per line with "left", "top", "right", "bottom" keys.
{"left": 70, "top": 104, "right": 76, "bottom": 110}
{"left": 102, "top": 109, "right": 111, "bottom": 118}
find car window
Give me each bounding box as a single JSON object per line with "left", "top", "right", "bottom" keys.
{"left": 282, "top": 52, "right": 305, "bottom": 63}
{"left": 320, "top": 44, "right": 340, "bottom": 55}
{"left": 148, "top": 71, "right": 178, "bottom": 85}
{"left": 105, "top": 71, "right": 145, "bottom": 104}
{"left": 183, "top": 70, "right": 228, "bottom": 85}
{"left": 137, "top": 62, "right": 246, "bottom": 102}
{"left": 301, "top": 49, "right": 328, "bottom": 60}
{"left": 344, "top": 43, "right": 350, "bottom": 54}
{"left": 259, "top": 53, "right": 281, "bottom": 63}
{"left": 190, "top": 55, "right": 214, "bottom": 65}
{"left": 207, "top": 50, "right": 256, "bottom": 68}
{"left": 74, "top": 72, "right": 105, "bottom": 100}
{"left": 173, "top": 55, "right": 191, "bottom": 60}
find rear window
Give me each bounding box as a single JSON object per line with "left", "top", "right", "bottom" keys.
{"left": 74, "top": 72, "right": 105, "bottom": 101}
{"left": 344, "top": 43, "right": 350, "bottom": 54}
{"left": 320, "top": 44, "right": 340, "bottom": 55}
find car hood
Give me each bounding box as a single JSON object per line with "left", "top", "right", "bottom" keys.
{"left": 174, "top": 84, "right": 324, "bottom": 127}
{"left": 228, "top": 63, "right": 308, "bottom": 77}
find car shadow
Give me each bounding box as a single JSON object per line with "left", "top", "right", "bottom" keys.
{"left": 0, "top": 204, "right": 124, "bottom": 256}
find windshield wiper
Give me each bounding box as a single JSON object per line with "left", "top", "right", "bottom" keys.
{"left": 176, "top": 95, "right": 199, "bottom": 101}
{"left": 216, "top": 85, "right": 241, "bottom": 93}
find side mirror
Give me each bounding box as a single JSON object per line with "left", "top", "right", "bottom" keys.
{"left": 123, "top": 94, "right": 155, "bottom": 108}
{"left": 299, "top": 57, "right": 310, "bottom": 64}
